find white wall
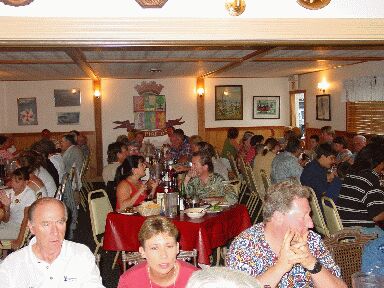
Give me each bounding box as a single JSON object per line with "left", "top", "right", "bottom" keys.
{"left": 0, "top": 80, "right": 94, "bottom": 133}
{"left": 299, "top": 61, "right": 384, "bottom": 131}
{"left": 205, "top": 77, "right": 290, "bottom": 128}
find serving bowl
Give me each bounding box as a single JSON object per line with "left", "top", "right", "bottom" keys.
{"left": 184, "top": 208, "right": 206, "bottom": 219}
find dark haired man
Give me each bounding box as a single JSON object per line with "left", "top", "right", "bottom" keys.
{"left": 0, "top": 198, "right": 104, "bottom": 287}
{"left": 184, "top": 151, "right": 237, "bottom": 205}
{"left": 169, "top": 129, "right": 192, "bottom": 163}
{"left": 300, "top": 143, "right": 341, "bottom": 203}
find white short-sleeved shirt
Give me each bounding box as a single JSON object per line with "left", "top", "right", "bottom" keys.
{"left": 0, "top": 238, "right": 105, "bottom": 288}
{"left": 35, "top": 167, "right": 57, "bottom": 198}
{"left": 49, "top": 153, "right": 66, "bottom": 183}
{"left": 7, "top": 186, "right": 36, "bottom": 225}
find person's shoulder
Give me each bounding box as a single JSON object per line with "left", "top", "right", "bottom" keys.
{"left": 178, "top": 259, "right": 199, "bottom": 272}
{"left": 1, "top": 245, "right": 29, "bottom": 266}
{"left": 232, "top": 223, "right": 264, "bottom": 245}
{"left": 119, "top": 262, "right": 146, "bottom": 281}
{"left": 64, "top": 240, "right": 94, "bottom": 257}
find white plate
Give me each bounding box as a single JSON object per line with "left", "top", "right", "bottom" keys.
{"left": 119, "top": 211, "right": 136, "bottom": 215}
{"left": 206, "top": 209, "right": 222, "bottom": 214}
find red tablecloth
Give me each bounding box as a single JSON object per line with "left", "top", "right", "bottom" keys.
{"left": 103, "top": 204, "right": 251, "bottom": 264}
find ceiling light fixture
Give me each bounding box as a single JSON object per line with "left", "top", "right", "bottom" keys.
{"left": 1, "top": 0, "right": 34, "bottom": 7}
{"left": 149, "top": 68, "right": 162, "bottom": 73}
{"left": 297, "top": 0, "right": 331, "bottom": 10}
{"left": 134, "top": 0, "right": 168, "bottom": 8}
{"left": 225, "top": 0, "right": 246, "bottom": 16}
{"left": 317, "top": 78, "right": 330, "bottom": 94}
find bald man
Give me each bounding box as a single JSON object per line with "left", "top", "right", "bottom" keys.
{"left": 0, "top": 198, "right": 105, "bottom": 288}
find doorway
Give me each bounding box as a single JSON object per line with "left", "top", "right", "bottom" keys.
{"left": 290, "top": 90, "right": 306, "bottom": 137}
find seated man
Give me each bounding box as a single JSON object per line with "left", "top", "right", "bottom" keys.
{"left": 300, "top": 143, "right": 342, "bottom": 203}
{"left": 184, "top": 151, "right": 237, "bottom": 205}
{"left": 271, "top": 137, "right": 303, "bottom": 184}
{"left": 168, "top": 129, "right": 192, "bottom": 164}
{"left": 0, "top": 198, "right": 105, "bottom": 288}
{"left": 226, "top": 180, "right": 346, "bottom": 288}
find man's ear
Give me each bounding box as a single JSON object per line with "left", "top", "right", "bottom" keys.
{"left": 27, "top": 220, "right": 35, "bottom": 235}
{"left": 139, "top": 246, "right": 146, "bottom": 259}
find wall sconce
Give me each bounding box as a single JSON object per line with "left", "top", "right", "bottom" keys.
{"left": 225, "top": 0, "right": 246, "bottom": 16}
{"left": 93, "top": 80, "right": 101, "bottom": 99}
{"left": 317, "top": 79, "right": 330, "bottom": 94}
{"left": 196, "top": 77, "right": 205, "bottom": 97}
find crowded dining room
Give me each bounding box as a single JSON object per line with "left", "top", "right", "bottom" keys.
{"left": 0, "top": 0, "right": 384, "bottom": 287}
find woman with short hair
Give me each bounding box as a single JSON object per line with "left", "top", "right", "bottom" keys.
{"left": 118, "top": 216, "right": 198, "bottom": 287}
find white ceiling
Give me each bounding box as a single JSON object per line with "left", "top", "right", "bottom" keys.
{"left": 0, "top": 45, "right": 383, "bottom": 81}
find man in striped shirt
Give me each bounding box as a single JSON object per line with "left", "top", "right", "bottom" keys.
{"left": 336, "top": 142, "right": 384, "bottom": 274}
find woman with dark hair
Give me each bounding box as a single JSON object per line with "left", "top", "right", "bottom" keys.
{"left": 115, "top": 155, "right": 158, "bottom": 211}
{"left": 0, "top": 167, "right": 36, "bottom": 241}
{"left": 221, "top": 127, "right": 240, "bottom": 159}
{"left": 336, "top": 143, "right": 384, "bottom": 274}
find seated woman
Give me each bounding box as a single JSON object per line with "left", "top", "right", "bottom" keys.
{"left": 0, "top": 167, "right": 36, "bottom": 242}
{"left": 17, "top": 151, "right": 57, "bottom": 197}
{"left": 118, "top": 216, "right": 198, "bottom": 288}
{"left": 115, "top": 155, "right": 158, "bottom": 212}
{"left": 221, "top": 127, "right": 240, "bottom": 159}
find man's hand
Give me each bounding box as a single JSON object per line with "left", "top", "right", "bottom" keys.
{"left": 276, "top": 230, "right": 307, "bottom": 273}
{"left": 290, "top": 231, "right": 317, "bottom": 270}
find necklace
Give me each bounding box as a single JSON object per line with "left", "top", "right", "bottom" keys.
{"left": 148, "top": 263, "right": 177, "bottom": 288}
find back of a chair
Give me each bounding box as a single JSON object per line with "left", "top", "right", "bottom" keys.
{"left": 54, "top": 172, "right": 70, "bottom": 200}
{"left": 88, "top": 189, "right": 113, "bottom": 238}
{"left": 321, "top": 196, "right": 343, "bottom": 235}
{"left": 308, "top": 188, "right": 330, "bottom": 237}
{"left": 259, "top": 169, "right": 271, "bottom": 193}
{"left": 80, "top": 154, "right": 90, "bottom": 179}
{"left": 324, "top": 228, "right": 377, "bottom": 288}
{"left": 227, "top": 152, "right": 241, "bottom": 180}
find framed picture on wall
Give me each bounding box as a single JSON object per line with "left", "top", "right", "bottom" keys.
{"left": 57, "top": 112, "right": 80, "bottom": 125}
{"left": 316, "top": 94, "right": 331, "bottom": 121}
{"left": 215, "top": 85, "right": 243, "bottom": 120}
{"left": 253, "top": 96, "right": 280, "bottom": 119}
{"left": 54, "top": 89, "right": 81, "bottom": 107}
{"left": 17, "top": 97, "right": 38, "bottom": 125}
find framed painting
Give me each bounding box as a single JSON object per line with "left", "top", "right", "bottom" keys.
{"left": 215, "top": 85, "right": 243, "bottom": 120}
{"left": 54, "top": 89, "right": 81, "bottom": 107}
{"left": 57, "top": 112, "right": 80, "bottom": 125}
{"left": 316, "top": 94, "right": 331, "bottom": 121}
{"left": 253, "top": 96, "right": 280, "bottom": 119}
{"left": 17, "top": 97, "right": 38, "bottom": 125}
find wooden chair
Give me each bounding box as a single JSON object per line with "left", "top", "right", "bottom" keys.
{"left": 308, "top": 188, "right": 330, "bottom": 237}
{"left": 324, "top": 228, "right": 377, "bottom": 288}
{"left": 121, "top": 249, "right": 198, "bottom": 272}
{"left": 259, "top": 169, "right": 271, "bottom": 194}
{"left": 245, "top": 166, "right": 263, "bottom": 223}
{"left": 88, "top": 189, "right": 120, "bottom": 269}
{"left": 321, "top": 196, "right": 343, "bottom": 235}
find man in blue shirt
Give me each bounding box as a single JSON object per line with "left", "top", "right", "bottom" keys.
{"left": 300, "top": 143, "right": 341, "bottom": 204}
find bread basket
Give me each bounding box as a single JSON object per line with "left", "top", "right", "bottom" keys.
{"left": 136, "top": 201, "right": 161, "bottom": 217}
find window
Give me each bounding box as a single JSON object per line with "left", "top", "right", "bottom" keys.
{"left": 346, "top": 101, "right": 384, "bottom": 134}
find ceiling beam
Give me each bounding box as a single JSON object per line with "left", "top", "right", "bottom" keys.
{"left": 200, "top": 47, "right": 279, "bottom": 78}
{"left": 252, "top": 57, "right": 384, "bottom": 62}
{"left": 65, "top": 48, "right": 99, "bottom": 80}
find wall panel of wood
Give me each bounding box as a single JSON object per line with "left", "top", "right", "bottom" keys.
{"left": 3, "top": 131, "right": 97, "bottom": 180}
{"left": 205, "top": 126, "right": 287, "bottom": 153}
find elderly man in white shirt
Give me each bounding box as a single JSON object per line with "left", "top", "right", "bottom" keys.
{"left": 0, "top": 197, "right": 104, "bottom": 288}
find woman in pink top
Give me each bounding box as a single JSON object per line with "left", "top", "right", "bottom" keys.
{"left": 118, "top": 216, "right": 199, "bottom": 288}
{"left": 115, "top": 155, "right": 158, "bottom": 211}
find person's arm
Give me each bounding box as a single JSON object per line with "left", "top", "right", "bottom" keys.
{"left": 11, "top": 206, "right": 29, "bottom": 249}
{"left": 0, "top": 191, "right": 11, "bottom": 223}
{"left": 292, "top": 231, "right": 347, "bottom": 288}
{"left": 116, "top": 181, "right": 146, "bottom": 211}
{"left": 373, "top": 211, "right": 384, "bottom": 222}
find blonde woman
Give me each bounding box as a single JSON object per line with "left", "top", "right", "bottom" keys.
{"left": 118, "top": 216, "right": 198, "bottom": 287}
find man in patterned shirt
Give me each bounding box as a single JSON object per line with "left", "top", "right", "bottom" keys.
{"left": 184, "top": 151, "right": 237, "bottom": 205}
{"left": 168, "top": 129, "right": 192, "bottom": 164}
{"left": 226, "top": 180, "right": 346, "bottom": 288}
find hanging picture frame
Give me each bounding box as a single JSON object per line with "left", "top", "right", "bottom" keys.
{"left": 54, "top": 89, "right": 81, "bottom": 107}
{"left": 215, "top": 85, "right": 243, "bottom": 120}
{"left": 316, "top": 94, "right": 331, "bottom": 121}
{"left": 17, "top": 97, "right": 38, "bottom": 125}
{"left": 253, "top": 96, "right": 280, "bottom": 119}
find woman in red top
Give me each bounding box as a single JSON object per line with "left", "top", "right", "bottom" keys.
{"left": 118, "top": 216, "right": 198, "bottom": 288}
{"left": 115, "top": 155, "right": 158, "bottom": 211}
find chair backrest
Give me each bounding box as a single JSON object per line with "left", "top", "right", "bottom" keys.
{"left": 80, "top": 154, "right": 90, "bottom": 179}
{"left": 88, "top": 189, "right": 113, "bottom": 240}
{"left": 259, "top": 169, "right": 271, "bottom": 193}
{"left": 227, "top": 152, "right": 241, "bottom": 180}
{"left": 323, "top": 228, "right": 377, "bottom": 288}
{"left": 321, "top": 196, "right": 343, "bottom": 235}
{"left": 308, "top": 188, "right": 330, "bottom": 237}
